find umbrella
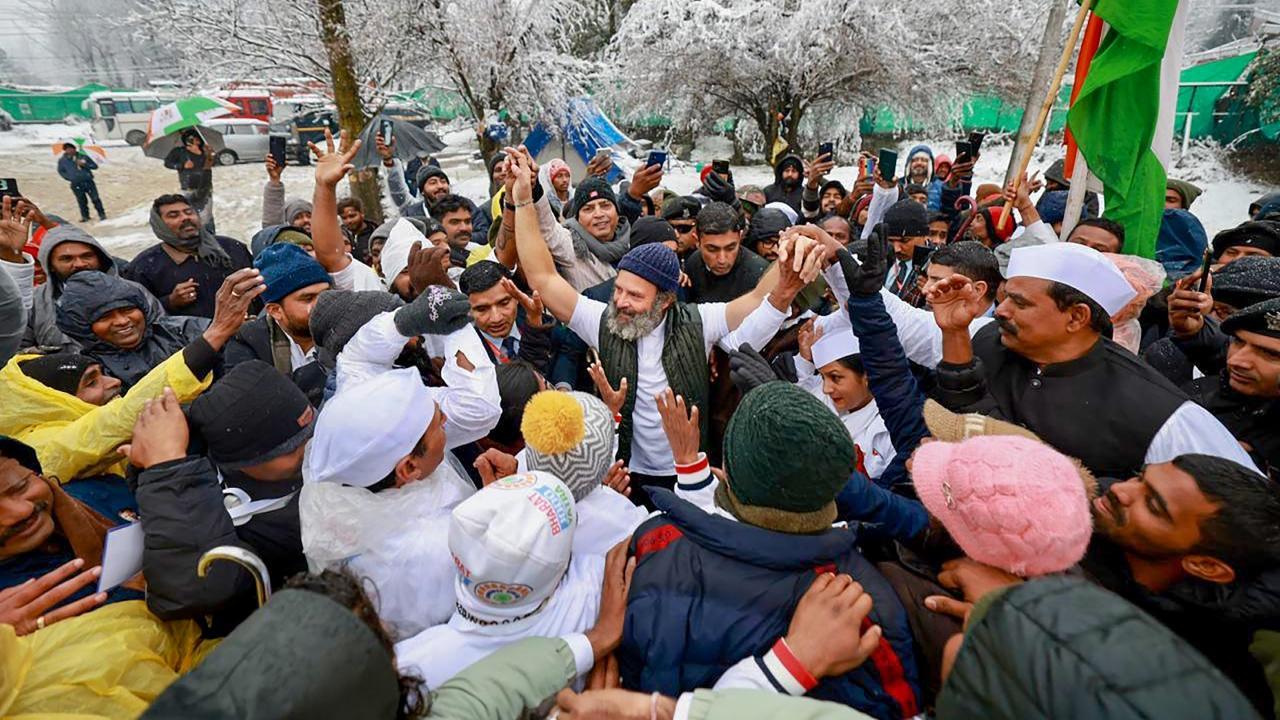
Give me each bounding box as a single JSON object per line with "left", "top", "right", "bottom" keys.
{"left": 144, "top": 95, "right": 237, "bottom": 144}
{"left": 142, "top": 124, "right": 226, "bottom": 161}
{"left": 51, "top": 136, "right": 107, "bottom": 164}
{"left": 351, "top": 113, "right": 447, "bottom": 169}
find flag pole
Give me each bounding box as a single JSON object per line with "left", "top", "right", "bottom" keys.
{"left": 999, "top": 0, "right": 1096, "bottom": 231}
{"left": 1063, "top": 13, "right": 1105, "bottom": 179}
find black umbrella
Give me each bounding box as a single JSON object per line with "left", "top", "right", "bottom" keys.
{"left": 351, "top": 113, "right": 447, "bottom": 169}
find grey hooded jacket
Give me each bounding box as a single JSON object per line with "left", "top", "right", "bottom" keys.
{"left": 26, "top": 224, "right": 166, "bottom": 351}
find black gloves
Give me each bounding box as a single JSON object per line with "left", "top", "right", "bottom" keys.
{"left": 394, "top": 285, "right": 471, "bottom": 337}
{"left": 839, "top": 223, "right": 891, "bottom": 297}
{"left": 702, "top": 171, "right": 739, "bottom": 209}
{"left": 728, "top": 344, "right": 782, "bottom": 395}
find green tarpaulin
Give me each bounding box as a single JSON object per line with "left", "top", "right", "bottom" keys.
{"left": 0, "top": 83, "right": 115, "bottom": 123}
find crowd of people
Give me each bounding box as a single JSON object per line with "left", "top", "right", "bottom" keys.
{"left": 0, "top": 124, "right": 1279, "bottom": 720}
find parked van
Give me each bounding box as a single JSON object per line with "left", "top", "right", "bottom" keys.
{"left": 85, "top": 91, "right": 172, "bottom": 145}
{"left": 204, "top": 118, "right": 270, "bottom": 165}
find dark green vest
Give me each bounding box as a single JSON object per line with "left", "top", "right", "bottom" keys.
{"left": 598, "top": 303, "right": 709, "bottom": 464}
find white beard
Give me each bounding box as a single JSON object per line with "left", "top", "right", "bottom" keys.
{"left": 605, "top": 300, "right": 666, "bottom": 340}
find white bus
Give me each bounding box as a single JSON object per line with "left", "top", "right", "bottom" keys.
{"left": 84, "top": 91, "right": 174, "bottom": 146}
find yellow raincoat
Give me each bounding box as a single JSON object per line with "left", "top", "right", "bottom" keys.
{"left": 0, "top": 601, "right": 217, "bottom": 719}
{"left": 0, "top": 352, "right": 211, "bottom": 483}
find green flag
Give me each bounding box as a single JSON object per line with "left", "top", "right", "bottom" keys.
{"left": 1066, "top": 0, "right": 1179, "bottom": 259}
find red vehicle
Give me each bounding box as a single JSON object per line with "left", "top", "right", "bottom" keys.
{"left": 220, "top": 91, "right": 273, "bottom": 123}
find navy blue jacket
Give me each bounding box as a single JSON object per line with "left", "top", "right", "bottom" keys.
{"left": 619, "top": 489, "right": 921, "bottom": 720}
{"left": 58, "top": 154, "right": 97, "bottom": 187}
{"left": 833, "top": 292, "right": 930, "bottom": 542}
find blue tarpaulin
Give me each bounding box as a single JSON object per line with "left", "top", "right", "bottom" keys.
{"left": 525, "top": 97, "right": 629, "bottom": 183}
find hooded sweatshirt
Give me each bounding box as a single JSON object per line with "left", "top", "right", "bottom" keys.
{"left": 55, "top": 271, "right": 209, "bottom": 390}
{"left": 763, "top": 155, "right": 804, "bottom": 215}
{"left": 28, "top": 225, "right": 166, "bottom": 352}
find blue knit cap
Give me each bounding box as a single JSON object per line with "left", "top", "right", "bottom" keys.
{"left": 255, "top": 242, "right": 332, "bottom": 304}
{"left": 1156, "top": 209, "right": 1208, "bottom": 280}
{"left": 618, "top": 243, "right": 680, "bottom": 293}
{"left": 1035, "top": 190, "right": 1070, "bottom": 225}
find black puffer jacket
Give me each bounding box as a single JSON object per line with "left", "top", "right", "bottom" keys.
{"left": 764, "top": 154, "right": 804, "bottom": 215}
{"left": 937, "top": 577, "right": 1260, "bottom": 719}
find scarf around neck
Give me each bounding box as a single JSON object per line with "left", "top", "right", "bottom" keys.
{"left": 149, "top": 204, "right": 234, "bottom": 269}
{"left": 566, "top": 218, "right": 630, "bottom": 266}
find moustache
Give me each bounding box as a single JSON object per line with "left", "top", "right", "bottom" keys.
{"left": 995, "top": 317, "right": 1019, "bottom": 336}
{"left": 0, "top": 500, "right": 50, "bottom": 544}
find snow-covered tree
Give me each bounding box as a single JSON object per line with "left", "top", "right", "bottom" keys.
{"left": 604, "top": 0, "right": 1054, "bottom": 159}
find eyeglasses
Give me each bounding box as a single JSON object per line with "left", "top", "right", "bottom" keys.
{"left": 671, "top": 223, "right": 696, "bottom": 234}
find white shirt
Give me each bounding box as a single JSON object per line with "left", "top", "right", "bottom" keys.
{"left": 794, "top": 355, "right": 896, "bottom": 480}
{"left": 284, "top": 332, "right": 318, "bottom": 371}
{"left": 395, "top": 553, "right": 605, "bottom": 689}
{"left": 566, "top": 296, "right": 788, "bottom": 474}
{"left": 329, "top": 255, "right": 384, "bottom": 292}
{"left": 571, "top": 485, "right": 649, "bottom": 556}
{"left": 336, "top": 311, "right": 501, "bottom": 449}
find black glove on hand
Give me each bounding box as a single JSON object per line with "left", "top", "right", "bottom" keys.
{"left": 840, "top": 223, "right": 891, "bottom": 297}
{"left": 394, "top": 285, "right": 471, "bottom": 337}
{"left": 729, "top": 343, "right": 782, "bottom": 395}
{"left": 702, "top": 170, "right": 739, "bottom": 209}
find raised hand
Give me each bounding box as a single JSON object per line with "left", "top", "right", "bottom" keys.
{"left": 0, "top": 558, "right": 106, "bottom": 636}
{"left": 601, "top": 460, "right": 631, "bottom": 497}
{"left": 835, "top": 223, "right": 890, "bottom": 297}
{"left": 309, "top": 128, "right": 362, "bottom": 188}
{"left": 407, "top": 240, "right": 454, "bottom": 294}
{"left": 506, "top": 147, "right": 535, "bottom": 204}
{"left": 500, "top": 277, "right": 547, "bottom": 328}
{"left": 374, "top": 132, "right": 396, "bottom": 164}
{"left": 628, "top": 163, "right": 663, "bottom": 200}
{"left": 587, "top": 356, "right": 628, "bottom": 417}
{"left": 265, "top": 153, "right": 283, "bottom": 183}
{"left": 1168, "top": 270, "right": 1213, "bottom": 338}
{"left": 926, "top": 274, "right": 985, "bottom": 332}
{"left": 655, "top": 388, "right": 700, "bottom": 466}
{"left": 204, "top": 268, "right": 267, "bottom": 350}
{"left": 0, "top": 195, "right": 33, "bottom": 259}
{"left": 118, "top": 387, "right": 190, "bottom": 470}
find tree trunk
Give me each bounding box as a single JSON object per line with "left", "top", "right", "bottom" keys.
{"left": 317, "top": 0, "right": 382, "bottom": 224}
{"left": 784, "top": 100, "right": 805, "bottom": 157}
{"left": 1005, "top": 0, "right": 1069, "bottom": 186}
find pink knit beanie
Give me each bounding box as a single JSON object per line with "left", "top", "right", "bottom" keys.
{"left": 912, "top": 435, "right": 1092, "bottom": 577}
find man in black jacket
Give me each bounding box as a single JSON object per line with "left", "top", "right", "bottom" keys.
{"left": 224, "top": 243, "right": 332, "bottom": 406}
{"left": 457, "top": 261, "right": 555, "bottom": 376}
{"left": 1167, "top": 293, "right": 1280, "bottom": 476}
{"left": 127, "top": 361, "right": 314, "bottom": 635}
{"left": 763, "top": 154, "right": 804, "bottom": 215}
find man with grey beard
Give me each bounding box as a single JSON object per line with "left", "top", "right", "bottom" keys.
{"left": 506, "top": 147, "right": 823, "bottom": 508}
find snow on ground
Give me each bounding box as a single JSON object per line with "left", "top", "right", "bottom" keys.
{"left": 0, "top": 123, "right": 1273, "bottom": 259}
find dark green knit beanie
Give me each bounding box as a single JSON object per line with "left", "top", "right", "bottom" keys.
{"left": 721, "top": 381, "right": 856, "bottom": 533}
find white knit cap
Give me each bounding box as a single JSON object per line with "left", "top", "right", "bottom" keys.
{"left": 378, "top": 218, "right": 424, "bottom": 284}
{"left": 303, "top": 368, "right": 438, "bottom": 487}
{"left": 449, "top": 471, "right": 575, "bottom": 620}
{"left": 1006, "top": 242, "right": 1137, "bottom": 316}
{"left": 811, "top": 327, "right": 861, "bottom": 369}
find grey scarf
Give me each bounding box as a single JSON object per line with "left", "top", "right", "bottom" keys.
{"left": 149, "top": 204, "right": 234, "bottom": 269}
{"left": 566, "top": 217, "right": 631, "bottom": 266}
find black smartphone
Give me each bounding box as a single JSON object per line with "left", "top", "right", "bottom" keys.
{"left": 955, "top": 140, "right": 974, "bottom": 164}
{"left": 0, "top": 178, "right": 19, "bottom": 201}
{"left": 379, "top": 118, "right": 394, "bottom": 146}
{"left": 1197, "top": 250, "right": 1212, "bottom": 292}
{"left": 877, "top": 149, "right": 898, "bottom": 182}
{"left": 968, "top": 132, "right": 986, "bottom": 156}
{"left": 712, "top": 159, "right": 730, "bottom": 176}
{"left": 646, "top": 150, "right": 667, "bottom": 169}
{"left": 269, "top": 136, "right": 287, "bottom": 168}
{"left": 818, "top": 141, "right": 834, "bottom": 161}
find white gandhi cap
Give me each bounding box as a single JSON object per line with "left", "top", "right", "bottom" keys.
{"left": 1006, "top": 242, "right": 1137, "bottom": 316}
